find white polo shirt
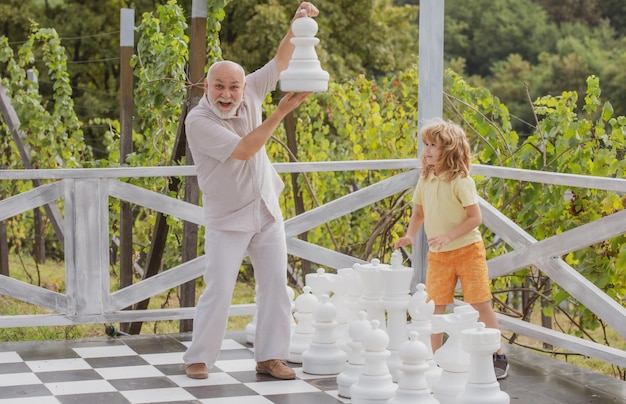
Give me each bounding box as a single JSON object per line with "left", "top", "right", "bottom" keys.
{"left": 185, "top": 60, "right": 285, "bottom": 232}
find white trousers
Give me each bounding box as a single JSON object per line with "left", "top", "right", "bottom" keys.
{"left": 182, "top": 217, "right": 292, "bottom": 368}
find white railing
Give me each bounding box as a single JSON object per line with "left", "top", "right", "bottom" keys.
{"left": 0, "top": 160, "right": 625, "bottom": 369}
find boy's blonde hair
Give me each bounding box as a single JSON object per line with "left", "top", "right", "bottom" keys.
{"left": 420, "top": 120, "right": 471, "bottom": 180}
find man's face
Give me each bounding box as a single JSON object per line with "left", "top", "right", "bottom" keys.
{"left": 205, "top": 64, "right": 245, "bottom": 120}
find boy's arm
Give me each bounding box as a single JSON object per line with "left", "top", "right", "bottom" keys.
{"left": 394, "top": 204, "right": 425, "bottom": 249}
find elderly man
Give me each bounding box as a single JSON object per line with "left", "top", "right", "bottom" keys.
{"left": 182, "top": 2, "right": 318, "bottom": 380}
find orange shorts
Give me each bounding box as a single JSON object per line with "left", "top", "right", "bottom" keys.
{"left": 425, "top": 241, "right": 493, "bottom": 305}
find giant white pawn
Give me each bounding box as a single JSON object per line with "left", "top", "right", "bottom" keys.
{"left": 389, "top": 331, "right": 440, "bottom": 404}
{"left": 279, "top": 9, "right": 329, "bottom": 92}
{"left": 337, "top": 311, "right": 371, "bottom": 398}
{"left": 431, "top": 305, "right": 479, "bottom": 404}
{"left": 288, "top": 286, "right": 318, "bottom": 363}
{"left": 457, "top": 322, "right": 510, "bottom": 404}
{"left": 350, "top": 320, "right": 398, "bottom": 404}
{"left": 302, "top": 294, "right": 347, "bottom": 375}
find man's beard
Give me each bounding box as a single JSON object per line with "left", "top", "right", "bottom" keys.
{"left": 208, "top": 96, "right": 242, "bottom": 120}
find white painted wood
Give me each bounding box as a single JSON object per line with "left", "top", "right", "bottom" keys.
{"left": 0, "top": 160, "right": 420, "bottom": 180}
{"left": 286, "top": 237, "right": 367, "bottom": 270}
{"left": 120, "top": 9, "right": 135, "bottom": 47}
{"left": 0, "top": 275, "right": 67, "bottom": 312}
{"left": 488, "top": 208, "right": 626, "bottom": 276}
{"left": 472, "top": 164, "right": 626, "bottom": 193}
{"left": 0, "top": 304, "right": 255, "bottom": 328}
{"left": 108, "top": 256, "right": 207, "bottom": 311}
{"left": 0, "top": 162, "right": 625, "bottom": 193}
{"left": 285, "top": 169, "right": 418, "bottom": 237}
{"left": 479, "top": 196, "right": 537, "bottom": 248}
{"left": 0, "top": 163, "right": 625, "bottom": 369}
{"left": 108, "top": 180, "right": 204, "bottom": 225}
{"left": 496, "top": 313, "right": 626, "bottom": 368}
{"left": 65, "top": 179, "right": 109, "bottom": 315}
{"left": 0, "top": 181, "right": 64, "bottom": 221}
{"left": 536, "top": 257, "right": 626, "bottom": 338}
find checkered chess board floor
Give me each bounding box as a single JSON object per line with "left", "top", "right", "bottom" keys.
{"left": 0, "top": 332, "right": 347, "bottom": 404}
{"left": 0, "top": 330, "right": 623, "bottom": 403}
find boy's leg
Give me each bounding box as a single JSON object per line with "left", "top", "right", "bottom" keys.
{"left": 471, "top": 300, "right": 503, "bottom": 355}
{"left": 431, "top": 304, "right": 448, "bottom": 352}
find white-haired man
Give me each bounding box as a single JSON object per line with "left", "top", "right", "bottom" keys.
{"left": 182, "top": 2, "right": 318, "bottom": 380}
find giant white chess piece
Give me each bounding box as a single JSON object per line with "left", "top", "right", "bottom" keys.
{"left": 246, "top": 285, "right": 295, "bottom": 345}
{"left": 407, "top": 283, "right": 441, "bottom": 387}
{"left": 305, "top": 267, "right": 336, "bottom": 299}
{"left": 288, "top": 286, "right": 318, "bottom": 363}
{"left": 350, "top": 319, "right": 398, "bottom": 403}
{"left": 389, "top": 331, "right": 440, "bottom": 404}
{"left": 339, "top": 265, "right": 364, "bottom": 324}
{"left": 381, "top": 250, "right": 413, "bottom": 382}
{"left": 336, "top": 311, "right": 371, "bottom": 398}
{"left": 457, "top": 322, "right": 510, "bottom": 404}
{"left": 431, "top": 305, "right": 479, "bottom": 404}
{"left": 301, "top": 294, "right": 347, "bottom": 375}
{"left": 330, "top": 268, "right": 351, "bottom": 346}
{"left": 354, "top": 259, "right": 388, "bottom": 330}
{"left": 279, "top": 9, "right": 329, "bottom": 92}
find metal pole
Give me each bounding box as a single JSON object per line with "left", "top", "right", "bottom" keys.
{"left": 411, "top": 0, "right": 445, "bottom": 292}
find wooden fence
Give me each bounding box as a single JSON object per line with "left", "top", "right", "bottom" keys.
{"left": 0, "top": 160, "right": 625, "bottom": 369}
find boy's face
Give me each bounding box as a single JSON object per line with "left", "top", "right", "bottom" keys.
{"left": 424, "top": 140, "right": 441, "bottom": 167}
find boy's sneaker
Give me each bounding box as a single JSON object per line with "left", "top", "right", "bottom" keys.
{"left": 493, "top": 353, "right": 509, "bottom": 379}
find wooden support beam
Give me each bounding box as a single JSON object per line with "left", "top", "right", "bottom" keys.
{"left": 119, "top": 8, "right": 135, "bottom": 334}
{"left": 128, "top": 0, "right": 207, "bottom": 334}
{"left": 0, "top": 77, "right": 65, "bottom": 247}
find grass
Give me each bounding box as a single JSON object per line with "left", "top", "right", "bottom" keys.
{"left": 1, "top": 253, "right": 623, "bottom": 380}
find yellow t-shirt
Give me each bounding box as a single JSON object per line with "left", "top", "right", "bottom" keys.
{"left": 412, "top": 172, "right": 482, "bottom": 252}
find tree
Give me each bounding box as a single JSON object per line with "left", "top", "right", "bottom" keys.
{"left": 444, "top": 0, "right": 557, "bottom": 77}
{"left": 218, "top": 0, "right": 418, "bottom": 81}
{"left": 532, "top": 0, "right": 602, "bottom": 27}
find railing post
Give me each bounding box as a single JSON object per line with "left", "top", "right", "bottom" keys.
{"left": 64, "top": 178, "right": 110, "bottom": 315}
{"left": 412, "top": 0, "right": 445, "bottom": 291}
{"left": 0, "top": 164, "right": 8, "bottom": 276}
{"left": 119, "top": 7, "right": 135, "bottom": 334}
{"left": 179, "top": 0, "right": 207, "bottom": 333}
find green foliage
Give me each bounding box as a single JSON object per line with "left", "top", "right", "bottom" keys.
{"left": 219, "top": 0, "right": 418, "bottom": 80}
{"left": 266, "top": 69, "right": 418, "bottom": 265}
{"left": 446, "top": 71, "right": 626, "bottom": 340}
{"left": 1, "top": 0, "right": 624, "bottom": 357}
{"left": 445, "top": 0, "right": 557, "bottom": 77}
{"left": 0, "top": 22, "right": 94, "bottom": 259}
{"left": 96, "top": 0, "right": 228, "bottom": 274}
